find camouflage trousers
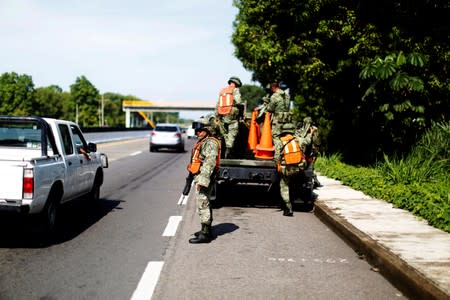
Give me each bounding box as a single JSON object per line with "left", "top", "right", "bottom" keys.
{"left": 279, "top": 174, "right": 293, "bottom": 211}
{"left": 195, "top": 184, "right": 214, "bottom": 225}
{"left": 223, "top": 119, "right": 239, "bottom": 149}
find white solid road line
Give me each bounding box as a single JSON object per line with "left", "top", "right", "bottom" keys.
{"left": 130, "top": 261, "right": 164, "bottom": 300}
{"left": 162, "top": 216, "right": 183, "bottom": 237}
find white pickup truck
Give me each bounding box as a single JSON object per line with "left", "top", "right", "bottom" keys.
{"left": 0, "top": 116, "right": 108, "bottom": 235}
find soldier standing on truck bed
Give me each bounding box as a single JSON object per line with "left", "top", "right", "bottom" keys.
{"left": 215, "top": 76, "right": 243, "bottom": 158}
{"left": 274, "top": 123, "right": 308, "bottom": 216}
{"left": 266, "top": 81, "right": 291, "bottom": 151}
{"left": 187, "top": 118, "right": 221, "bottom": 243}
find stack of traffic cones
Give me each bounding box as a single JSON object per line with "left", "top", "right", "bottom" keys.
{"left": 247, "top": 110, "right": 260, "bottom": 153}
{"left": 255, "top": 112, "right": 274, "bottom": 159}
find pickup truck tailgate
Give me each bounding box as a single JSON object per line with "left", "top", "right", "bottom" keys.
{"left": 0, "top": 164, "right": 24, "bottom": 200}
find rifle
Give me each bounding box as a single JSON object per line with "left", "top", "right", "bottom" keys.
{"left": 178, "top": 172, "right": 194, "bottom": 205}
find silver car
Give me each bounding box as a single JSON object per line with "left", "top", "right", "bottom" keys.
{"left": 150, "top": 123, "right": 185, "bottom": 152}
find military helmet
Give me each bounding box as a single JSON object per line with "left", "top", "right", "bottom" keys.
{"left": 281, "top": 123, "right": 296, "bottom": 134}
{"left": 193, "top": 116, "right": 212, "bottom": 134}
{"left": 228, "top": 76, "right": 242, "bottom": 87}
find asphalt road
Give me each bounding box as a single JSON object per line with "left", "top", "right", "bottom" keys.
{"left": 0, "top": 137, "right": 190, "bottom": 300}
{"left": 0, "top": 137, "right": 406, "bottom": 299}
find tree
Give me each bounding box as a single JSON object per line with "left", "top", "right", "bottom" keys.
{"left": 0, "top": 72, "right": 34, "bottom": 116}
{"left": 240, "top": 84, "right": 265, "bottom": 111}
{"left": 70, "top": 76, "right": 100, "bottom": 127}
{"left": 33, "top": 85, "right": 66, "bottom": 118}
{"left": 232, "top": 0, "right": 449, "bottom": 163}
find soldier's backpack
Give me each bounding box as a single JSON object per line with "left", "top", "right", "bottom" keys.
{"left": 281, "top": 135, "right": 304, "bottom": 165}
{"left": 217, "top": 86, "right": 235, "bottom": 115}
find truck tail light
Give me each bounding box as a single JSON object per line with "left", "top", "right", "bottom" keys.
{"left": 23, "top": 168, "right": 34, "bottom": 199}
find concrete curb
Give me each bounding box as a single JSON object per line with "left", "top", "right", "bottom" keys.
{"left": 314, "top": 200, "right": 450, "bottom": 300}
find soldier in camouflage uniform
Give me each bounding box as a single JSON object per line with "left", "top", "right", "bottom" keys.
{"left": 215, "top": 76, "right": 243, "bottom": 158}
{"left": 296, "top": 117, "right": 320, "bottom": 188}
{"left": 274, "top": 123, "right": 309, "bottom": 216}
{"left": 266, "top": 81, "right": 291, "bottom": 152}
{"left": 187, "top": 118, "right": 221, "bottom": 243}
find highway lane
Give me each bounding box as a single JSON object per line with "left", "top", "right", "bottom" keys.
{"left": 154, "top": 182, "right": 407, "bottom": 299}
{"left": 0, "top": 137, "right": 406, "bottom": 299}
{"left": 0, "top": 138, "right": 193, "bottom": 300}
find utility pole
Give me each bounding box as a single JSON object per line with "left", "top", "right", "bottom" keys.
{"left": 101, "top": 94, "right": 105, "bottom": 127}
{"left": 76, "top": 103, "right": 79, "bottom": 124}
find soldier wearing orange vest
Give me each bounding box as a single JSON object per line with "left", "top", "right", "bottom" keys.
{"left": 274, "top": 123, "right": 309, "bottom": 216}
{"left": 187, "top": 117, "right": 221, "bottom": 243}
{"left": 215, "top": 76, "right": 243, "bottom": 158}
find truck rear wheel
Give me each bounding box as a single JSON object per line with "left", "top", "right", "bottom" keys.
{"left": 40, "top": 188, "right": 62, "bottom": 237}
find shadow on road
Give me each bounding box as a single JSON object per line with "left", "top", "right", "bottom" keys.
{"left": 212, "top": 222, "right": 239, "bottom": 237}
{"left": 0, "top": 197, "right": 123, "bottom": 248}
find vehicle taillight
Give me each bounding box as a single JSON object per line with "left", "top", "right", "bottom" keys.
{"left": 175, "top": 133, "right": 181, "bottom": 138}
{"left": 23, "top": 168, "right": 34, "bottom": 199}
{"left": 151, "top": 131, "right": 156, "bottom": 136}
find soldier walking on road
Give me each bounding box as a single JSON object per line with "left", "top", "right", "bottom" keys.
{"left": 275, "top": 123, "right": 308, "bottom": 216}
{"left": 215, "top": 76, "right": 243, "bottom": 158}
{"left": 187, "top": 118, "right": 221, "bottom": 243}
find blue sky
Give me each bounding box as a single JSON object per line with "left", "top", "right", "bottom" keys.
{"left": 0, "top": 0, "right": 254, "bottom": 119}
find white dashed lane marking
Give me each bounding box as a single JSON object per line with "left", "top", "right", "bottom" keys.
{"left": 131, "top": 198, "right": 186, "bottom": 299}
{"left": 130, "top": 261, "right": 164, "bottom": 300}
{"left": 162, "top": 216, "right": 182, "bottom": 237}
{"left": 130, "top": 151, "right": 142, "bottom": 156}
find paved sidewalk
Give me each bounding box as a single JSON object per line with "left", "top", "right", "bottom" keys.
{"left": 314, "top": 175, "right": 450, "bottom": 300}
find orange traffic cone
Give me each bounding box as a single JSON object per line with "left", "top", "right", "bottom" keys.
{"left": 255, "top": 112, "right": 274, "bottom": 159}
{"left": 247, "top": 110, "right": 259, "bottom": 152}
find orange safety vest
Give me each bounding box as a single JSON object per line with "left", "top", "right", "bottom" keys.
{"left": 217, "top": 86, "right": 235, "bottom": 115}
{"left": 187, "top": 137, "right": 221, "bottom": 175}
{"left": 279, "top": 135, "right": 304, "bottom": 165}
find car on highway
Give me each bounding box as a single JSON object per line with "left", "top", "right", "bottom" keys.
{"left": 150, "top": 123, "right": 185, "bottom": 152}
{"left": 186, "top": 127, "right": 196, "bottom": 139}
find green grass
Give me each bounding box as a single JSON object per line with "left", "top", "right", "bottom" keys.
{"left": 315, "top": 121, "right": 450, "bottom": 233}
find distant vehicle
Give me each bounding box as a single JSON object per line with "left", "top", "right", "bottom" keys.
{"left": 186, "top": 127, "right": 196, "bottom": 139}
{"left": 150, "top": 123, "right": 185, "bottom": 152}
{"left": 0, "top": 116, "right": 108, "bottom": 236}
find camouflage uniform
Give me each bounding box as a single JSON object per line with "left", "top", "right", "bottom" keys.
{"left": 266, "top": 87, "right": 291, "bottom": 153}
{"left": 216, "top": 77, "right": 243, "bottom": 157}
{"left": 274, "top": 123, "right": 309, "bottom": 216}
{"left": 296, "top": 117, "right": 321, "bottom": 188}
{"left": 188, "top": 123, "right": 221, "bottom": 244}
{"left": 193, "top": 137, "right": 220, "bottom": 225}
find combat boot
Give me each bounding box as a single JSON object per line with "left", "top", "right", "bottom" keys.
{"left": 193, "top": 224, "right": 205, "bottom": 237}
{"left": 283, "top": 203, "right": 293, "bottom": 217}
{"left": 189, "top": 224, "right": 212, "bottom": 244}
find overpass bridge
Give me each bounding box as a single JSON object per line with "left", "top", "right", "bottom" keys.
{"left": 122, "top": 100, "right": 215, "bottom": 128}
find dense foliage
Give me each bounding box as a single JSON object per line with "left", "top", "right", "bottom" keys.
{"left": 232, "top": 0, "right": 449, "bottom": 164}
{"left": 0, "top": 72, "right": 147, "bottom": 127}
{"left": 315, "top": 121, "right": 450, "bottom": 232}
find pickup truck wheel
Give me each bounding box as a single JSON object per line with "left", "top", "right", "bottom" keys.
{"left": 88, "top": 182, "right": 101, "bottom": 202}
{"left": 40, "top": 192, "right": 61, "bottom": 236}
